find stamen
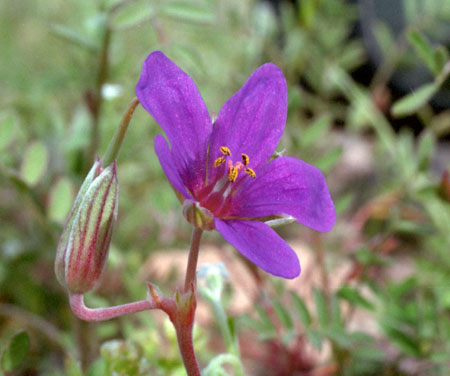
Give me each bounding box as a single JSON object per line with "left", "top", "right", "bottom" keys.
{"left": 228, "top": 167, "right": 239, "bottom": 182}
{"left": 241, "top": 153, "right": 249, "bottom": 166}
{"left": 245, "top": 168, "right": 256, "bottom": 178}
{"left": 220, "top": 146, "right": 231, "bottom": 156}
{"left": 214, "top": 156, "right": 226, "bottom": 168}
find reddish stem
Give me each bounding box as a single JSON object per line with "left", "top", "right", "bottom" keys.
{"left": 69, "top": 294, "right": 157, "bottom": 321}
{"left": 175, "top": 321, "right": 201, "bottom": 376}
{"left": 175, "top": 226, "right": 203, "bottom": 375}
{"left": 184, "top": 227, "right": 203, "bottom": 292}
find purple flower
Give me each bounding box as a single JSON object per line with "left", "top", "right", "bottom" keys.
{"left": 136, "top": 51, "right": 336, "bottom": 279}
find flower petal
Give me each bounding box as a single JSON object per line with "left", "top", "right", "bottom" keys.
{"left": 154, "top": 134, "right": 192, "bottom": 200}
{"left": 137, "top": 51, "right": 211, "bottom": 194}
{"left": 215, "top": 219, "right": 300, "bottom": 279}
{"left": 207, "top": 63, "right": 287, "bottom": 184}
{"left": 230, "top": 156, "right": 336, "bottom": 232}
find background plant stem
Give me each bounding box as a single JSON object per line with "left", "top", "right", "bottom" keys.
{"left": 88, "top": 23, "right": 111, "bottom": 165}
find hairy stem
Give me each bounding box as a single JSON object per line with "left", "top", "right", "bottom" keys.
{"left": 184, "top": 227, "right": 203, "bottom": 292}
{"left": 175, "top": 322, "right": 201, "bottom": 376}
{"left": 173, "top": 226, "right": 203, "bottom": 375}
{"left": 69, "top": 294, "right": 157, "bottom": 321}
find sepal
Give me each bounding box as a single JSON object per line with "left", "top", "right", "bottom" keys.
{"left": 182, "top": 199, "right": 215, "bottom": 231}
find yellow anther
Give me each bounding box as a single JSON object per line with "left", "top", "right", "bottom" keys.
{"left": 214, "top": 156, "right": 226, "bottom": 168}
{"left": 245, "top": 168, "right": 256, "bottom": 178}
{"left": 228, "top": 167, "right": 239, "bottom": 182}
{"left": 220, "top": 146, "right": 232, "bottom": 156}
{"left": 241, "top": 153, "right": 250, "bottom": 166}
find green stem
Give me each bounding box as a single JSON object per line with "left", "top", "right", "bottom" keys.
{"left": 88, "top": 24, "right": 112, "bottom": 164}
{"left": 210, "top": 300, "right": 245, "bottom": 376}
{"left": 101, "top": 97, "right": 140, "bottom": 166}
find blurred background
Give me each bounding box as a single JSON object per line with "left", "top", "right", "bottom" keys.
{"left": 1, "top": 0, "right": 449, "bottom": 375}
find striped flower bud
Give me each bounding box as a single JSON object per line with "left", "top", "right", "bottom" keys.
{"left": 55, "top": 159, "right": 119, "bottom": 294}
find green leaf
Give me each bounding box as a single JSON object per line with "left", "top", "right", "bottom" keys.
{"left": 160, "top": 2, "right": 216, "bottom": 25}
{"left": 391, "top": 82, "right": 437, "bottom": 118}
{"left": 381, "top": 323, "right": 421, "bottom": 356}
{"left": 298, "top": 0, "right": 316, "bottom": 28}
{"left": 20, "top": 141, "right": 49, "bottom": 186}
{"left": 0, "top": 113, "right": 15, "bottom": 151}
{"left": 326, "top": 328, "right": 352, "bottom": 349}
{"left": 50, "top": 24, "right": 98, "bottom": 53}
{"left": 353, "top": 346, "right": 385, "bottom": 361}
{"left": 355, "top": 247, "right": 390, "bottom": 267}
{"left": 301, "top": 114, "right": 331, "bottom": 147}
{"left": 433, "top": 46, "right": 449, "bottom": 73}
{"left": 1, "top": 331, "right": 30, "bottom": 371}
{"left": 334, "top": 193, "right": 353, "bottom": 216}
{"left": 330, "top": 296, "right": 343, "bottom": 329}
{"left": 373, "top": 21, "right": 395, "bottom": 56}
{"left": 65, "top": 356, "right": 83, "bottom": 376}
{"left": 290, "top": 292, "right": 311, "bottom": 328}
{"left": 315, "top": 147, "right": 342, "bottom": 173}
{"left": 87, "top": 358, "right": 108, "bottom": 376}
{"left": 227, "top": 316, "right": 236, "bottom": 341}
{"left": 337, "top": 286, "right": 375, "bottom": 311}
{"left": 314, "top": 288, "right": 329, "bottom": 329}
{"left": 272, "top": 299, "right": 293, "bottom": 330}
{"left": 306, "top": 329, "right": 323, "bottom": 351}
{"left": 48, "top": 178, "right": 74, "bottom": 223}
{"left": 111, "top": 0, "right": 155, "bottom": 30}
{"left": 407, "top": 29, "right": 437, "bottom": 75}
{"left": 417, "top": 130, "right": 435, "bottom": 171}
{"left": 254, "top": 306, "right": 276, "bottom": 340}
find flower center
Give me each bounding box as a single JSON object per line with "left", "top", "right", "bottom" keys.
{"left": 213, "top": 146, "right": 256, "bottom": 182}
{"left": 194, "top": 146, "right": 256, "bottom": 218}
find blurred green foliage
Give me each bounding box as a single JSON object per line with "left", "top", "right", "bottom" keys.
{"left": 1, "top": 0, "right": 449, "bottom": 375}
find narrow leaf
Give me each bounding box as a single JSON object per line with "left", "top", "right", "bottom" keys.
{"left": 337, "top": 286, "right": 375, "bottom": 311}
{"left": 50, "top": 24, "right": 98, "bottom": 52}
{"left": 433, "top": 46, "right": 449, "bottom": 73}
{"left": 381, "top": 323, "right": 421, "bottom": 356}
{"left": 290, "top": 292, "right": 311, "bottom": 328}
{"left": 407, "top": 29, "right": 437, "bottom": 74}
{"left": 315, "top": 147, "right": 342, "bottom": 173}
{"left": 306, "top": 329, "right": 323, "bottom": 351}
{"left": 314, "top": 288, "right": 329, "bottom": 329}
{"left": 255, "top": 306, "right": 275, "bottom": 335}
{"left": 111, "top": 0, "right": 155, "bottom": 30}
{"left": 160, "top": 2, "right": 216, "bottom": 25}
{"left": 20, "top": 141, "right": 49, "bottom": 186}
{"left": 48, "top": 178, "right": 74, "bottom": 223}
{"left": 272, "top": 299, "right": 293, "bottom": 330}
{"left": 1, "top": 331, "right": 30, "bottom": 371}
{"left": 0, "top": 113, "right": 15, "bottom": 151}
{"left": 391, "top": 82, "right": 437, "bottom": 118}
{"left": 301, "top": 114, "right": 331, "bottom": 147}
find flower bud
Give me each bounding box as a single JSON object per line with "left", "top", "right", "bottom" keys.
{"left": 55, "top": 159, "right": 119, "bottom": 294}
{"left": 182, "top": 199, "right": 215, "bottom": 231}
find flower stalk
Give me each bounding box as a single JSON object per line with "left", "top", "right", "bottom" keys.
{"left": 184, "top": 227, "right": 203, "bottom": 292}
{"left": 102, "top": 97, "right": 140, "bottom": 166}
{"left": 69, "top": 294, "right": 157, "bottom": 322}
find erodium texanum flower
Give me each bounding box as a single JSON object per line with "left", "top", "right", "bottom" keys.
{"left": 136, "top": 51, "right": 336, "bottom": 279}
